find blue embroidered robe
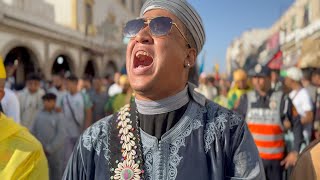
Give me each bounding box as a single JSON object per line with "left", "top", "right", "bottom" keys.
{"left": 63, "top": 85, "right": 265, "bottom": 180}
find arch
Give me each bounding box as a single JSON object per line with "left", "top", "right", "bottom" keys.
{"left": 3, "top": 46, "right": 41, "bottom": 86}
{"left": 105, "top": 60, "right": 118, "bottom": 76}
{"left": 51, "top": 55, "right": 74, "bottom": 77}
{"left": 84, "top": 59, "right": 96, "bottom": 77}
{"left": 50, "top": 49, "right": 76, "bottom": 76}
{"left": 1, "top": 40, "right": 42, "bottom": 67}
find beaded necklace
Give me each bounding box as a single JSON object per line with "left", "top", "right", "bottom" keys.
{"left": 110, "top": 104, "right": 144, "bottom": 180}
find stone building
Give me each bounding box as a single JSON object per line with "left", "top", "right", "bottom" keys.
{"left": 226, "top": 0, "right": 320, "bottom": 73}
{"left": 0, "top": 0, "right": 145, "bottom": 85}
{"left": 274, "top": 0, "right": 320, "bottom": 68}
{"left": 226, "top": 29, "right": 269, "bottom": 75}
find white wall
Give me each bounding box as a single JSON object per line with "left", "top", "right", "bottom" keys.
{"left": 45, "top": 0, "right": 74, "bottom": 27}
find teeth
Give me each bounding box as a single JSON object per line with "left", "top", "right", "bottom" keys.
{"left": 135, "top": 51, "right": 151, "bottom": 58}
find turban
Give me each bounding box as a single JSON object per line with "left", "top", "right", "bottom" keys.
{"left": 140, "top": 0, "right": 205, "bottom": 54}
{"left": 0, "top": 56, "right": 6, "bottom": 79}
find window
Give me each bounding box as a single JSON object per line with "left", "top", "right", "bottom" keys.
{"left": 85, "top": 4, "right": 93, "bottom": 25}
{"left": 131, "top": 1, "right": 135, "bottom": 13}
{"left": 286, "top": 22, "right": 289, "bottom": 32}
{"left": 282, "top": 23, "right": 287, "bottom": 35}
{"left": 291, "top": 16, "right": 296, "bottom": 31}
{"left": 140, "top": 0, "right": 144, "bottom": 9}
{"left": 303, "top": 3, "right": 311, "bottom": 27}
{"left": 85, "top": 2, "right": 93, "bottom": 35}
{"left": 308, "top": 3, "right": 312, "bottom": 23}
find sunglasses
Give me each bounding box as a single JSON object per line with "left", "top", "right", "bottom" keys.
{"left": 123, "top": 16, "right": 191, "bottom": 48}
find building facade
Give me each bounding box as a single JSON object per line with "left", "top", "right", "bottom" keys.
{"left": 226, "top": 0, "right": 320, "bottom": 75}
{"left": 0, "top": 0, "right": 145, "bottom": 85}
{"left": 226, "top": 29, "right": 269, "bottom": 75}
{"left": 276, "top": 0, "right": 320, "bottom": 68}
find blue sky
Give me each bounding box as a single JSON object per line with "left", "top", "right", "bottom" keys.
{"left": 188, "top": 0, "right": 294, "bottom": 73}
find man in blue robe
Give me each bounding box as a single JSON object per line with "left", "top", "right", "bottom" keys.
{"left": 63, "top": 0, "right": 265, "bottom": 179}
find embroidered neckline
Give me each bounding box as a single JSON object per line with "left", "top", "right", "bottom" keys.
{"left": 135, "top": 86, "right": 189, "bottom": 115}
{"left": 110, "top": 104, "right": 144, "bottom": 180}
{"left": 139, "top": 101, "right": 194, "bottom": 142}
{"left": 139, "top": 101, "right": 205, "bottom": 179}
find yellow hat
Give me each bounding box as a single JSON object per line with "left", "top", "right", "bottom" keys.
{"left": 233, "top": 69, "right": 247, "bottom": 82}
{"left": 119, "top": 75, "right": 129, "bottom": 86}
{"left": 0, "top": 56, "right": 6, "bottom": 79}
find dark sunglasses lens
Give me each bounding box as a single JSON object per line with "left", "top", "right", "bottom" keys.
{"left": 149, "top": 17, "right": 172, "bottom": 36}
{"left": 123, "top": 19, "right": 145, "bottom": 37}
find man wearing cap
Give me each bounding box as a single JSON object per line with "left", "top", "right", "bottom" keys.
{"left": 237, "top": 64, "right": 303, "bottom": 180}
{"left": 0, "top": 57, "right": 49, "bottom": 179}
{"left": 282, "top": 67, "right": 314, "bottom": 145}
{"left": 63, "top": 1, "right": 264, "bottom": 179}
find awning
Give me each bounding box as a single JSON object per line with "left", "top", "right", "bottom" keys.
{"left": 298, "top": 52, "right": 320, "bottom": 68}
{"left": 268, "top": 51, "right": 283, "bottom": 70}
{"left": 298, "top": 38, "right": 320, "bottom": 68}
{"left": 283, "top": 51, "right": 299, "bottom": 68}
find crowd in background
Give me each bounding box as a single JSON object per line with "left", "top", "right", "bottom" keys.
{"left": 1, "top": 66, "right": 133, "bottom": 179}
{"left": 1, "top": 62, "right": 320, "bottom": 179}
{"left": 196, "top": 67, "right": 320, "bottom": 141}
{"left": 196, "top": 66, "right": 320, "bottom": 179}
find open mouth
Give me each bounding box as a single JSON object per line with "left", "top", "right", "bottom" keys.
{"left": 134, "top": 51, "right": 153, "bottom": 69}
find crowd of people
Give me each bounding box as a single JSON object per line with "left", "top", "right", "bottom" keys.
{"left": 1, "top": 63, "right": 134, "bottom": 179}
{"left": 0, "top": 0, "right": 320, "bottom": 179}
{"left": 196, "top": 65, "right": 320, "bottom": 179}
{"left": 196, "top": 66, "right": 320, "bottom": 142}
{"left": 1, "top": 52, "right": 320, "bottom": 180}
{"left": 2, "top": 63, "right": 319, "bottom": 180}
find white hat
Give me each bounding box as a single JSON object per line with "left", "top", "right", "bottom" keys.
{"left": 281, "top": 67, "right": 303, "bottom": 82}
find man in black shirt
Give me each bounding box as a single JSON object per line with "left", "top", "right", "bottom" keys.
{"left": 237, "top": 64, "right": 303, "bottom": 180}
